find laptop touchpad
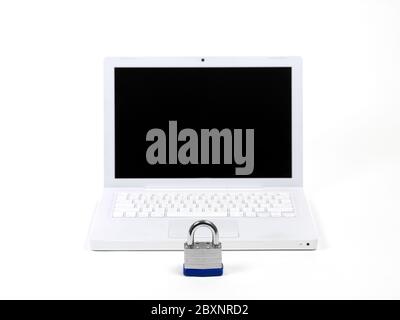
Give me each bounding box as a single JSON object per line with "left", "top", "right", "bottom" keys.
{"left": 168, "top": 220, "right": 239, "bottom": 239}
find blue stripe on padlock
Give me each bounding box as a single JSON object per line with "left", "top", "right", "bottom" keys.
{"left": 183, "top": 264, "right": 223, "bottom": 277}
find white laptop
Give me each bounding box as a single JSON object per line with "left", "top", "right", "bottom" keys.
{"left": 89, "top": 57, "right": 318, "bottom": 250}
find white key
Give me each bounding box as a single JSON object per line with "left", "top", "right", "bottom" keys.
{"left": 256, "top": 212, "right": 270, "bottom": 217}
{"left": 187, "top": 211, "right": 208, "bottom": 217}
{"left": 282, "top": 211, "right": 296, "bottom": 217}
{"left": 115, "top": 199, "right": 132, "bottom": 205}
{"left": 230, "top": 210, "right": 244, "bottom": 217}
{"left": 125, "top": 211, "right": 136, "bottom": 217}
{"left": 204, "top": 211, "right": 228, "bottom": 217}
{"left": 185, "top": 208, "right": 199, "bottom": 214}
{"left": 112, "top": 210, "right": 124, "bottom": 218}
{"left": 166, "top": 210, "right": 181, "bottom": 217}
{"left": 269, "top": 207, "right": 282, "bottom": 212}
{"left": 137, "top": 211, "right": 149, "bottom": 218}
{"left": 270, "top": 211, "right": 282, "bottom": 217}
{"left": 182, "top": 211, "right": 197, "bottom": 217}
{"left": 245, "top": 211, "right": 257, "bottom": 217}
{"left": 150, "top": 210, "right": 165, "bottom": 217}
{"left": 114, "top": 204, "right": 134, "bottom": 210}
{"left": 255, "top": 207, "right": 268, "bottom": 213}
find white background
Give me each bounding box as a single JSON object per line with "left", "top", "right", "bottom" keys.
{"left": 0, "top": 0, "right": 399, "bottom": 299}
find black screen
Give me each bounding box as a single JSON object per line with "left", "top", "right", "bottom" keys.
{"left": 114, "top": 67, "right": 292, "bottom": 178}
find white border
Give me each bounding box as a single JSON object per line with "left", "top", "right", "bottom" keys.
{"left": 104, "top": 57, "right": 302, "bottom": 188}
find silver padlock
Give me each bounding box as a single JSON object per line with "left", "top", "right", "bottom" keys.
{"left": 183, "top": 220, "right": 223, "bottom": 277}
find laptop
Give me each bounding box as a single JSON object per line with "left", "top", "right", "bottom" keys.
{"left": 89, "top": 57, "right": 318, "bottom": 250}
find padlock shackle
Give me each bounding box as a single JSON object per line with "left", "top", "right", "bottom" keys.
{"left": 187, "top": 220, "right": 220, "bottom": 246}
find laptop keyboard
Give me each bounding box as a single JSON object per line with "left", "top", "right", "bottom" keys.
{"left": 112, "top": 191, "right": 295, "bottom": 218}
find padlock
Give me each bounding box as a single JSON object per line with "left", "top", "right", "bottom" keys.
{"left": 183, "top": 220, "right": 223, "bottom": 277}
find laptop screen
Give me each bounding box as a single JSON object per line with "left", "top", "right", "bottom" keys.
{"left": 114, "top": 67, "right": 292, "bottom": 178}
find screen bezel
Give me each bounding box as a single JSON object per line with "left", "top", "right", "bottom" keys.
{"left": 104, "top": 57, "right": 302, "bottom": 188}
